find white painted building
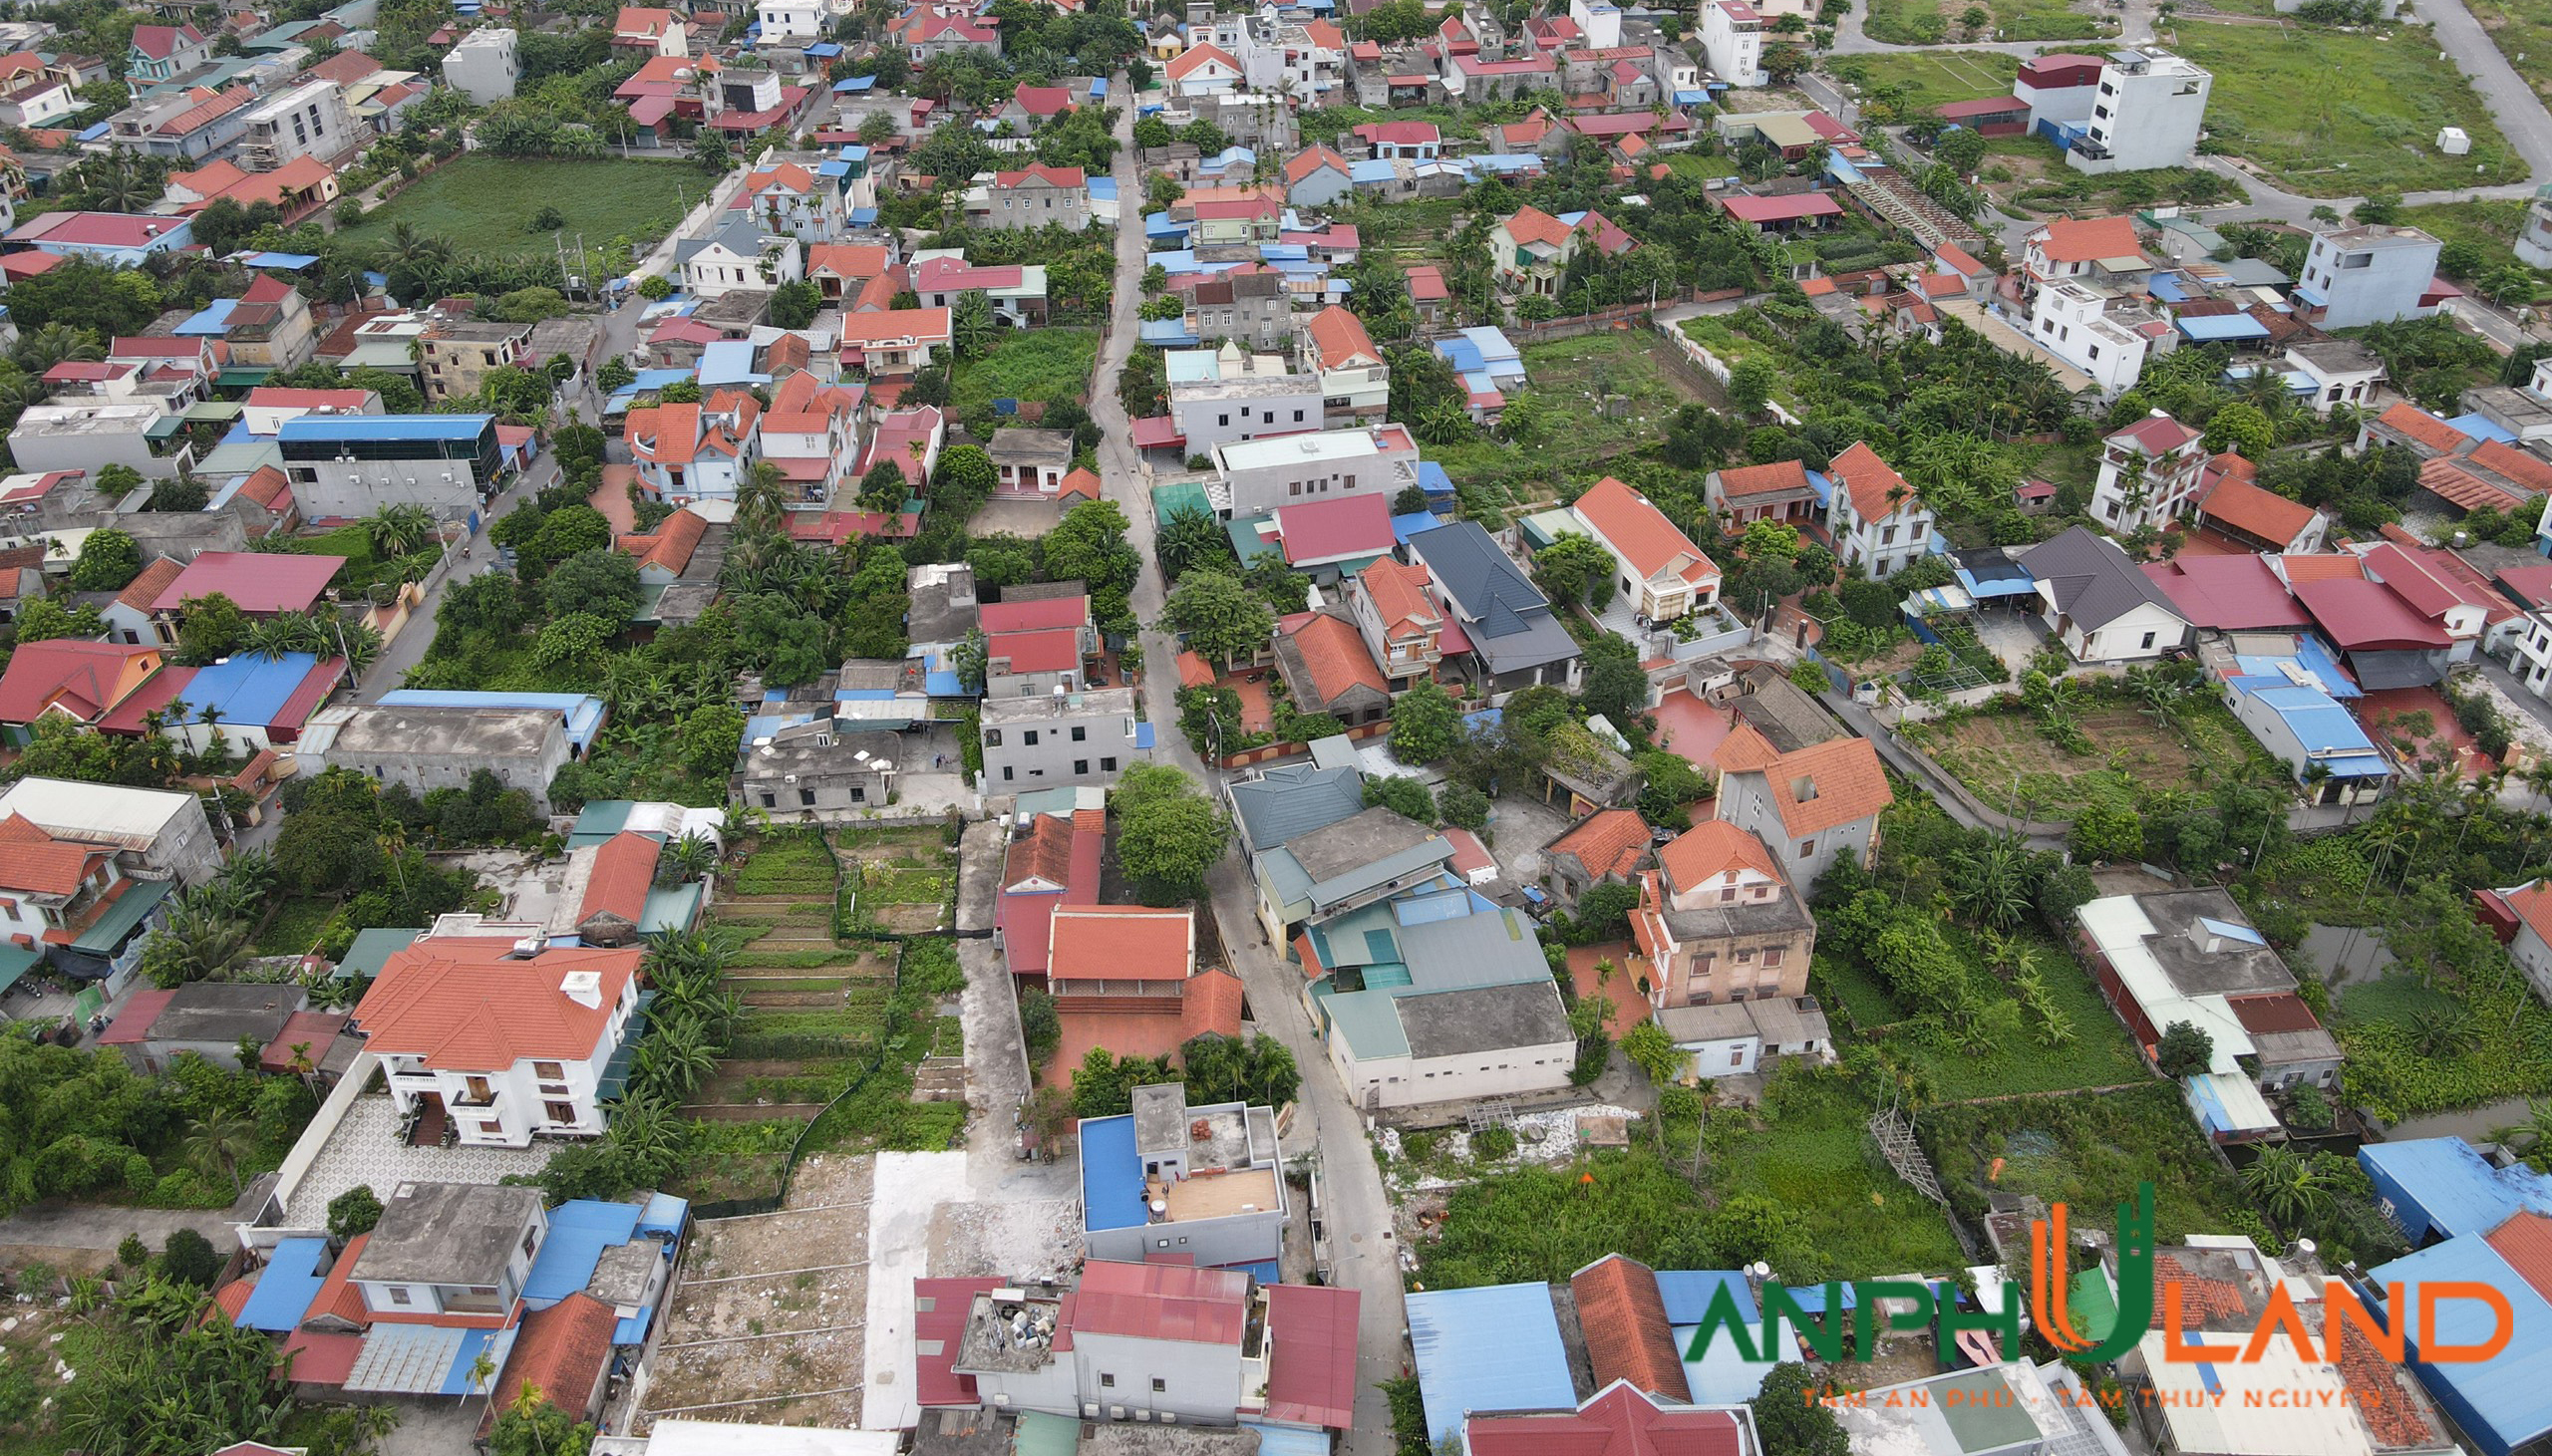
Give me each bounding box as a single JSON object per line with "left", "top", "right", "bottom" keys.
{"left": 2071, "top": 47, "right": 2210, "bottom": 174}
{"left": 1699, "top": 0, "right": 1764, "bottom": 86}
{"left": 2089, "top": 411, "right": 2207, "bottom": 535}
{"left": 2028, "top": 279, "right": 2158, "bottom": 397}
{"left": 442, "top": 26, "right": 518, "bottom": 105}
{"left": 1823, "top": 441, "right": 1936, "bottom": 579}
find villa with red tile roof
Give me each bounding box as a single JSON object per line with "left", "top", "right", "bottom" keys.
{"left": 0, "top": 640, "right": 164, "bottom": 744}
{"left": 352, "top": 937, "right": 646, "bottom": 1147}
{"left": 756, "top": 371, "right": 863, "bottom": 502}
{"left": 838, "top": 306, "right": 952, "bottom": 375}
{"left": 1348, "top": 555, "right": 1445, "bottom": 692}
{"left": 1299, "top": 304, "right": 1388, "bottom": 423}
{"left": 1467, "top": 1380, "right": 1754, "bottom": 1456}
{"left": 1166, "top": 40, "right": 1242, "bottom": 96}
{"left": 1542, "top": 807, "right": 1654, "bottom": 899}
{"left": 1633, "top": 819, "right": 1816, "bottom": 1018}
{"left": 733, "top": 160, "right": 841, "bottom": 241}
{"left": 1567, "top": 476, "right": 1722, "bottom": 623}
{"left": 1712, "top": 726, "right": 1891, "bottom": 889}
{"left": 555, "top": 831, "right": 663, "bottom": 947}
{"left": 852, "top": 405, "right": 946, "bottom": 490}
{"left": 1824, "top": 441, "right": 1935, "bottom": 579}
{"left": 622, "top": 389, "right": 761, "bottom": 504}
{"left": 1043, "top": 906, "right": 1245, "bottom": 1074}
{"left": 1489, "top": 204, "right": 1634, "bottom": 297}
{"left": 1283, "top": 144, "right": 1354, "bottom": 206}
{"left": 806, "top": 242, "right": 893, "bottom": 303}
{"left": 1273, "top": 609, "right": 1391, "bottom": 725}
{"left": 2020, "top": 214, "right": 2148, "bottom": 291}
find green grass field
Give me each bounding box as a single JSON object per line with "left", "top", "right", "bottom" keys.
{"left": 2467, "top": 0, "right": 2552, "bottom": 103}
{"left": 1829, "top": 50, "right": 2025, "bottom": 109}
{"left": 1861, "top": 0, "right": 2107, "bottom": 44}
{"left": 335, "top": 156, "right": 696, "bottom": 258}
{"left": 2171, "top": 20, "right": 2520, "bottom": 194}
{"left": 951, "top": 328, "right": 1099, "bottom": 433}
{"left": 1425, "top": 332, "right": 1715, "bottom": 500}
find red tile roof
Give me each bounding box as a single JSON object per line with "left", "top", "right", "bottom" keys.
{"left": 2374, "top": 401, "right": 2470, "bottom": 454}
{"left": 2276, "top": 553, "right": 2366, "bottom": 584}
{"left": 2473, "top": 438, "right": 2552, "bottom": 495}
{"left": 100, "top": 989, "right": 176, "bottom": 1045}
{"left": 1276, "top": 492, "right": 1394, "bottom": 564}
{"left": 1304, "top": 304, "right": 1380, "bottom": 368}
{"left": 1658, "top": 821, "right": 1781, "bottom": 895}
{"left": 1828, "top": 440, "right": 1914, "bottom": 522}
{"left": 1571, "top": 1255, "right": 1692, "bottom": 1401}
{"left": 1005, "top": 814, "right": 1081, "bottom": 890}
{"left": 2196, "top": 469, "right": 2318, "bottom": 550}
{"left": 489, "top": 1293, "right": 615, "bottom": 1428}
{"left": 577, "top": 831, "right": 659, "bottom": 930}
{"left": 1166, "top": 41, "right": 1239, "bottom": 81}
{"left": 1441, "top": 826, "right": 1495, "bottom": 879}
{"left": 1060, "top": 466, "right": 1101, "bottom": 502}
{"left": 1264, "top": 1283, "right": 1360, "bottom": 1428}
{"left": 2108, "top": 412, "right": 2202, "bottom": 457}
{"left": 1179, "top": 966, "right": 1246, "bottom": 1042}
{"left": 1573, "top": 477, "right": 1718, "bottom": 587}
{"left": 1712, "top": 459, "right": 1813, "bottom": 499}
{"left": 618, "top": 507, "right": 706, "bottom": 576}
{"left": 2033, "top": 215, "right": 2143, "bottom": 265}
{"left": 1285, "top": 145, "right": 1352, "bottom": 184}
{"left": 2139, "top": 555, "right": 2309, "bottom": 632}
{"left": 988, "top": 626, "right": 1082, "bottom": 675}
{"left": 0, "top": 812, "right": 103, "bottom": 897}
{"left": 2228, "top": 992, "right": 2324, "bottom": 1035}
{"left": 2417, "top": 456, "right": 2529, "bottom": 513}
{"left": 1736, "top": 735, "right": 1892, "bottom": 838}
{"left": 807, "top": 242, "right": 891, "bottom": 281}
{"left": 1360, "top": 556, "right": 1439, "bottom": 635}
{"left": 991, "top": 162, "right": 1084, "bottom": 189}
{"left": 1066, "top": 1260, "right": 1249, "bottom": 1345}
{"left": 1281, "top": 611, "right": 1388, "bottom": 708}
{"left": 302, "top": 1232, "right": 372, "bottom": 1329}
{"left": 1048, "top": 905, "right": 1192, "bottom": 983}
{"left": 1721, "top": 191, "right": 1843, "bottom": 224}
{"left": 980, "top": 596, "right": 1089, "bottom": 634}
{"left": 0, "top": 639, "right": 160, "bottom": 724}
{"left": 1547, "top": 808, "right": 1652, "bottom": 882}
{"left": 353, "top": 939, "right": 640, "bottom": 1071}
{"left": 2487, "top": 1210, "right": 2552, "bottom": 1305}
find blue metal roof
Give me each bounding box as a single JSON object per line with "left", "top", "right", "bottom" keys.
{"left": 1090, "top": 78, "right": 1109, "bottom": 98}
{"left": 2361, "top": 1138, "right": 2552, "bottom": 1241}
{"left": 802, "top": 40, "right": 842, "bottom": 55}
{"left": 1655, "top": 1270, "right": 1755, "bottom": 1324}
{"left": 2293, "top": 282, "right": 2329, "bottom": 307}
{"left": 521, "top": 1199, "right": 644, "bottom": 1306}
{"left": 2176, "top": 313, "right": 2272, "bottom": 342}
{"left": 2147, "top": 271, "right": 2191, "bottom": 303}
{"left": 1350, "top": 158, "right": 1397, "bottom": 182}
{"left": 277, "top": 414, "right": 492, "bottom": 441}
{"left": 374, "top": 690, "right": 607, "bottom": 751}
{"left": 1139, "top": 320, "right": 1200, "bottom": 346}
{"left": 1134, "top": 722, "right": 1156, "bottom": 749}
{"left": 177, "top": 298, "right": 239, "bottom": 335}
{"left": 2369, "top": 1234, "right": 2552, "bottom": 1455}
{"left": 2251, "top": 686, "right": 2384, "bottom": 761}
{"left": 1407, "top": 1284, "right": 1577, "bottom": 1440}
{"left": 833, "top": 74, "right": 876, "bottom": 93}
{"left": 242, "top": 250, "right": 321, "bottom": 269}
{"left": 2447, "top": 412, "right": 2520, "bottom": 443}
{"left": 235, "top": 1237, "right": 331, "bottom": 1332}
{"left": 1392, "top": 510, "right": 1443, "bottom": 547}
{"left": 1080, "top": 1113, "right": 1145, "bottom": 1231}
{"left": 76, "top": 121, "right": 109, "bottom": 142}
{"left": 699, "top": 339, "right": 767, "bottom": 387}
{"left": 1775, "top": 1281, "right": 1858, "bottom": 1313}
{"left": 177, "top": 651, "right": 331, "bottom": 727}
{"left": 1243, "top": 1424, "right": 1327, "bottom": 1456}
{"left": 1674, "top": 88, "right": 1706, "bottom": 104}
{"left": 641, "top": 1192, "right": 689, "bottom": 1240}
{"left": 1088, "top": 176, "right": 1118, "bottom": 200}
{"left": 439, "top": 1328, "right": 508, "bottom": 1396}
{"left": 1417, "top": 461, "right": 1454, "bottom": 497}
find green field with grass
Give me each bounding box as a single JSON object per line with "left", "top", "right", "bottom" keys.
{"left": 1424, "top": 331, "right": 1717, "bottom": 503}
{"left": 2171, "top": 20, "right": 2520, "bottom": 194}
{"left": 335, "top": 156, "right": 696, "bottom": 258}
{"left": 1861, "top": 0, "right": 2108, "bottom": 45}
{"left": 1828, "top": 50, "right": 2024, "bottom": 109}
{"left": 950, "top": 328, "right": 1099, "bottom": 434}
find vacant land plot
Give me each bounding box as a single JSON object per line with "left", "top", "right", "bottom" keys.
{"left": 838, "top": 825, "right": 956, "bottom": 935}
{"left": 1910, "top": 698, "right": 2266, "bottom": 817}
{"left": 1830, "top": 50, "right": 2024, "bottom": 109}
{"left": 1704, "top": 1069, "right": 1967, "bottom": 1279}
{"left": 1920, "top": 1083, "right": 2249, "bottom": 1240}
{"left": 1863, "top": 0, "right": 2107, "bottom": 44}
{"left": 951, "top": 328, "right": 1099, "bottom": 434}
{"left": 2402, "top": 197, "right": 2552, "bottom": 295}
{"left": 336, "top": 156, "right": 693, "bottom": 258}
{"left": 640, "top": 1153, "right": 873, "bottom": 1431}
{"left": 2468, "top": 0, "right": 2552, "bottom": 102}
{"left": 1431, "top": 331, "right": 1715, "bottom": 502}
{"left": 2172, "top": 20, "right": 2518, "bottom": 194}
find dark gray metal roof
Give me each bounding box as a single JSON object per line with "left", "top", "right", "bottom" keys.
{"left": 1409, "top": 521, "right": 1580, "bottom": 674}
{"left": 1228, "top": 761, "right": 1365, "bottom": 851}
{"left": 2016, "top": 525, "right": 2183, "bottom": 632}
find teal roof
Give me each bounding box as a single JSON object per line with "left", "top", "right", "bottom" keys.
{"left": 572, "top": 801, "right": 638, "bottom": 838}
{"left": 1152, "top": 478, "right": 1212, "bottom": 525}
{"left": 334, "top": 927, "right": 424, "bottom": 980}
{"left": 1016, "top": 1411, "right": 1081, "bottom": 1456}
{"left": 641, "top": 882, "right": 702, "bottom": 936}
{"left": 74, "top": 878, "right": 171, "bottom": 953}
{"left": 1315, "top": 985, "right": 1409, "bottom": 1058}
{"left": 1226, "top": 512, "right": 1283, "bottom": 566}
{"left": 0, "top": 944, "right": 38, "bottom": 996}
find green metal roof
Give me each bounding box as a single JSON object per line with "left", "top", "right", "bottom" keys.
{"left": 1151, "top": 478, "right": 1211, "bottom": 525}
{"left": 1016, "top": 1411, "right": 1080, "bottom": 1456}
{"left": 73, "top": 878, "right": 172, "bottom": 953}
{"left": 2067, "top": 1267, "right": 2118, "bottom": 1344}
{"left": 0, "top": 944, "right": 39, "bottom": 996}
{"left": 334, "top": 926, "right": 425, "bottom": 980}
{"left": 641, "top": 882, "right": 702, "bottom": 936}
{"left": 182, "top": 401, "right": 244, "bottom": 423}
{"left": 1935, "top": 1369, "right": 2043, "bottom": 1453}
{"left": 1225, "top": 512, "right": 1283, "bottom": 566}
{"left": 1314, "top": 985, "right": 1410, "bottom": 1058}
{"left": 214, "top": 366, "right": 273, "bottom": 387}
{"left": 568, "top": 800, "right": 637, "bottom": 848}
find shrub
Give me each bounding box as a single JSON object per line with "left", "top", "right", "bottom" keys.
{"left": 1471, "top": 1125, "right": 1517, "bottom": 1161}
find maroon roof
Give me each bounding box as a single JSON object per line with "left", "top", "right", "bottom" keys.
{"left": 979, "top": 596, "right": 1089, "bottom": 635}
{"left": 2230, "top": 993, "right": 2324, "bottom": 1035}
{"left": 152, "top": 550, "right": 344, "bottom": 614}
{"left": 1264, "top": 1283, "right": 1360, "bottom": 1429}
{"left": 1720, "top": 192, "right": 1842, "bottom": 224}
{"left": 916, "top": 1278, "right": 1003, "bottom": 1406}
{"left": 1064, "top": 1261, "right": 1249, "bottom": 1346}
{"left": 2291, "top": 577, "right": 2455, "bottom": 651}
{"left": 1466, "top": 1382, "right": 1747, "bottom": 1456}
{"left": 1275, "top": 493, "right": 1395, "bottom": 564}
{"left": 1130, "top": 416, "right": 1184, "bottom": 449}
{"left": 1937, "top": 95, "right": 2027, "bottom": 119}
{"left": 100, "top": 989, "right": 176, "bottom": 1045}
{"left": 2139, "top": 555, "right": 2309, "bottom": 633}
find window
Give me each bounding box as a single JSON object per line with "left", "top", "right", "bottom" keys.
{"left": 1731, "top": 1046, "right": 1746, "bottom": 1066}
{"left": 388, "top": 1286, "right": 413, "bottom": 1306}
{"left": 1721, "top": 887, "right": 1737, "bottom": 902}
{"left": 545, "top": 1100, "right": 578, "bottom": 1123}
{"left": 1103, "top": 1374, "right": 1116, "bottom": 1388}
{"left": 1152, "top": 1378, "right": 1167, "bottom": 1393}
{"left": 533, "top": 1061, "right": 563, "bottom": 1079}
{"left": 1765, "top": 947, "right": 1785, "bottom": 968}
{"left": 1294, "top": 410, "right": 1305, "bottom": 422}
{"left": 1001, "top": 765, "right": 1015, "bottom": 780}
{"left": 1024, "top": 729, "right": 1040, "bottom": 745}
{"left": 2140, "top": 631, "right": 2157, "bottom": 650}
{"left": 851, "top": 786, "right": 865, "bottom": 803}
{"left": 1075, "top": 759, "right": 1089, "bottom": 775}
{"left": 1101, "top": 756, "right": 1118, "bottom": 771}
{"left": 984, "top": 729, "right": 1003, "bottom": 747}
{"left": 1071, "top": 726, "right": 1087, "bottom": 741}
{"left": 1798, "top": 839, "right": 1816, "bottom": 857}
{"left": 799, "top": 788, "right": 816, "bottom": 806}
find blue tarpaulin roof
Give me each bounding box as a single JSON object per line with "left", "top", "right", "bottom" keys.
{"left": 1090, "top": 78, "right": 1109, "bottom": 98}
{"left": 1417, "top": 460, "right": 1454, "bottom": 498}
{"left": 1407, "top": 1284, "right": 1577, "bottom": 1440}
{"left": 1138, "top": 320, "right": 1200, "bottom": 346}
{"left": 833, "top": 75, "right": 876, "bottom": 93}
{"left": 521, "top": 1199, "right": 645, "bottom": 1306}
{"left": 1675, "top": 88, "right": 1706, "bottom": 104}
{"left": 802, "top": 40, "right": 842, "bottom": 55}
{"left": 1089, "top": 176, "right": 1117, "bottom": 200}
{"left": 699, "top": 339, "right": 768, "bottom": 387}
{"left": 1393, "top": 510, "right": 1443, "bottom": 546}
{"left": 1775, "top": 1282, "right": 1858, "bottom": 1313}
{"left": 639, "top": 1192, "right": 689, "bottom": 1239}
{"left": 2370, "top": 1235, "right": 2552, "bottom": 1456}
{"left": 2233, "top": 635, "right": 2360, "bottom": 698}
{"left": 242, "top": 250, "right": 321, "bottom": 269}
{"left": 2177, "top": 312, "right": 2271, "bottom": 342}
{"left": 1080, "top": 1113, "right": 1144, "bottom": 1231}
{"left": 235, "top": 1237, "right": 331, "bottom": 1332}
{"left": 2362, "top": 1138, "right": 2552, "bottom": 1241}
{"left": 1134, "top": 723, "right": 1156, "bottom": 749}
{"left": 1350, "top": 158, "right": 1397, "bottom": 183}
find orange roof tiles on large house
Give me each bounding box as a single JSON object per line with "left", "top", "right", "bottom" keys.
{"left": 617, "top": 506, "right": 707, "bottom": 577}
{"left": 352, "top": 939, "right": 641, "bottom": 1072}
{"left": 1827, "top": 440, "right": 1914, "bottom": 521}
{"left": 1048, "top": 905, "right": 1195, "bottom": 983}
{"left": 0, "top": 811, "right": 106, "bottom": 898}
{"left": 2373, "top": 401, "right": 2472, "bottom": 455}
{"left": 1718, "top": 732, "right": 1893, "bottom": 838}
{"left": 1281, "top": 611, "right": 1389, "bottom": 705}
{"left": 1359, "top": 556, "right": 1440, "bottom": 635}
{"left": 1571, "top": 476, "right": 1719, "bottom": 588}
{"left": 1569, "top": 1255, "right": 1692, "bottom": 1402}
{"left": 2196, "top": 459, "right": 2320, "bottom": 549}
{"left": 0, "top": 639, "right": 162, "bottom": 728}
{"left": 1303, "top": 304, "right": 1382, "bottom": 369}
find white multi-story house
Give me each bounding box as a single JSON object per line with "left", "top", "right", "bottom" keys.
{"left": 2089, "top": 411, "right": 2207, "bottom": 535}
{"left": 1700, "top": 0, "right": 1764, "bottom": 87}
{"left": 624, "top": 389, "right": 763, "bottom": 504}
{"left": 2029, "top": 279, "right": 2161, "bottom": 397}
{"left": 1823, "top": 441, "right": 1934, "bottom": 578}
{"left": 675, "top": 214, "right": 802, "bottom": 298}
{"left": 1166, "top": 40, "right": 1243, "bottom": 99}
{"left": 737, "top": 160, "right": 844, "bottom": 242}
{"left": 442, "top": 26, "right": 518, "bottom": 105}
{"left": 352, "top": 938, "right": 646, "bottom": 1148}
{"left": 756, "top": 370, "right": 862, "bottom": 503}
{"left": 236, "top": 78, "right": 357, "bottom": 171}
{"left": 1349, "top": 556, "right": 1444, "bottom": 692}
{"left": 2067, "top": 48, "right": 2210, "bottom": 175}
{"left": 1298, "top": 304, "right": 1389, "bottom": 426}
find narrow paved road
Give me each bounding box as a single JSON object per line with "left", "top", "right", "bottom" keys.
{"left": 1086, "top": 84, "right": 1411, "bottom": 1455}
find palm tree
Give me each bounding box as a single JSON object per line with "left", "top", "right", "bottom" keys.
{"left": 366, "top": 502, "right": 436, "bottom": 557}
{"left": 241, "top": 617, "right": 305, "bottom": 662}
{"left": 381, "top": 221, "right": 454, "bottom": 274}
{"left": 462, "top": 1346, "right": 499, "bottom": 1411}
{"left": 2240, "top": 1145, "right": 2333, "bottom": 1227}
{"left": 11, "top": 323, "right": 101, "bottom": 376}
{"left": 183, "top": 1112, "right": 259, "bottom": 1194}
{"left": 659, "top": 831, "right": 720, "bottom": 886}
